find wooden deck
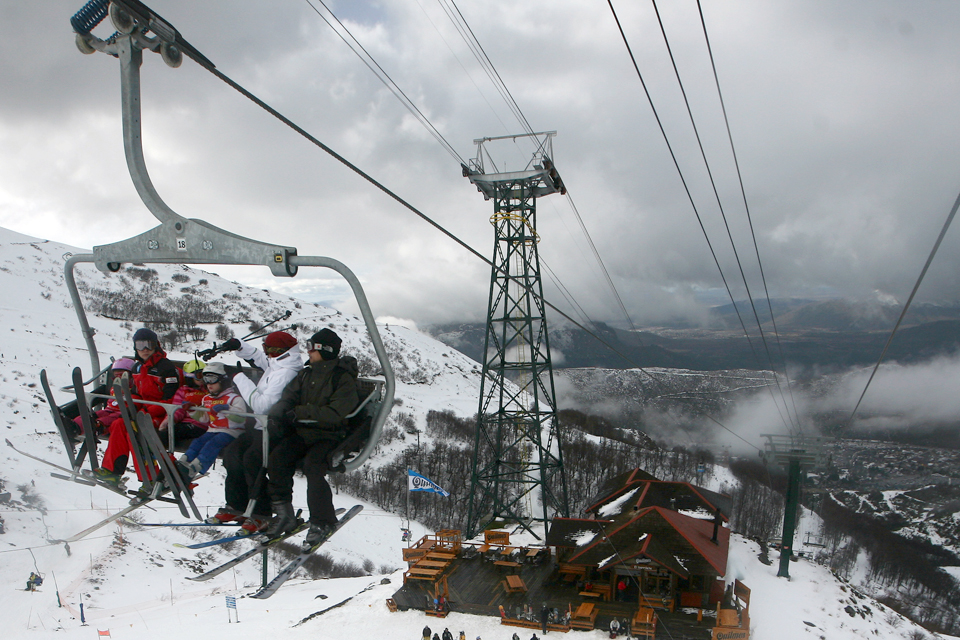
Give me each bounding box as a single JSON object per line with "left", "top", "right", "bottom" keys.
{"left": 390, "top": 550, "right": 714, "bottom": 639}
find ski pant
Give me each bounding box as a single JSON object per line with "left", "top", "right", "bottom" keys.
{"left": 159, "top": 421, "right": 206, "bottom": 448}
{"left": 222, "top": 430, "right": 271, "bottom": 516}
{"left": 101, "top": 414, "right": 174, "bottom": 481}
{"left": 184, "top": 431, "right": 236, "bottom": 475}
{"left": 267, "top": 433, "right": 338, "bottom": 526}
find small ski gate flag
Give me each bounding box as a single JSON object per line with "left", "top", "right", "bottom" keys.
{"left": 97, "top": 631, "right": 111, "bottom": 638}
{"left": 407, "top": 470, "right": 449, "bottom": 496}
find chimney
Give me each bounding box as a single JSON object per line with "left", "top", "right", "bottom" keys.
{"left": 711, "top": 507, "right": 721, "bottom": 544}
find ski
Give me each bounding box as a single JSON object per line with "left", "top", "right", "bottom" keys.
{"left": 5, "top": 438, "right": 129, "bottom": 498}
{"left": 174, "top": 532, "right": 261, "bottom": 549}
{"left": 250, "top": 505, "right": 363, "bottom": 600}
{"left": 40, "top": 369, "right": 78, "bottom": 469}
{"left": 52, "top": 495, "right": 156, "bottom": 546}
{"left": 72, "top": 366, "right": 101, "bottom": 471}
{"left": 122, "top": 518, "right": 241, "bottom": 528}
{"left": 174, "top": 508, "right": 346, "bottom": 550}
{"left": 185, "top": 521, "right": 310, "bottom": 582}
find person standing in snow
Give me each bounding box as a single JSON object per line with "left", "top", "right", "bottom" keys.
{"left": 174, "top": 362, "right": 247, "bottom": 484}
{"left": 263, "top": 329, "right": 359, "bottom": 549}
{"left": 421, "top": 626, "right": 431, "bottom": 640}
{"left": 540, "top": 603, "right": 550, "bottom": 634}
{"left": 208, "top": 331, "right": 302, "bottom": 533}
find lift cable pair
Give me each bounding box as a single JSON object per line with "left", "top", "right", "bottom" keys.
{"left": 606, "top": 0, "right": 799, "bottom": 435}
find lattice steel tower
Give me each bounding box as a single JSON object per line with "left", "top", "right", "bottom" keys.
{"left": 462, "top": 132, "right": 570, "bottom": 539}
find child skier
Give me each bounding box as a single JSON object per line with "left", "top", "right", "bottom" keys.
{"left": 157, "top": 358, "right": 208, "bottom": 445}
{"left": 175, "top": 362, "right": 247, "bottom": 482}
{"left": 72, "top": 357, "right": 136, "bottom": 439}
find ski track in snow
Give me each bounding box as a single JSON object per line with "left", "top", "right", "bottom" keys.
{"left": 0, "top": 227, "right": 947, "bottom": 639}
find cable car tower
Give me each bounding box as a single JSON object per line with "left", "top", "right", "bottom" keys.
{"left": 462, "top": 132, "right": 570, "bottom": 538}
{"left": 762, "top": 434, "right": 829, "bottom": 578}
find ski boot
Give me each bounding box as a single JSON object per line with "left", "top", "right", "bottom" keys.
{"left": 302, "top": 521, "right": 336, "bottom": 551}
{"left": 264, "top": 501, "right": 298, "bottom": 539}
{"left": 176, "top": 458, "right": 202, "bottom": 484}
{"left": 93, "top": 467, "right": 125, "bottom": 488}
{"left": 206, "top": 506, "right": 244, "bottom": 525}
{"left": 240, "top": 514, "right": 271, "bottom": 536}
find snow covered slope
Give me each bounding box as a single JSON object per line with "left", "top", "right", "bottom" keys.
{"left": 0, "top": 227, "right": 945, "bottom": 640}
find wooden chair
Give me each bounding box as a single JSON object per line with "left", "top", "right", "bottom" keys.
{"left": 632, "top": 606, "right": 656, "bottom": 640}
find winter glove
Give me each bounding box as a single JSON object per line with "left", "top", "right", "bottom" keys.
{"left": 211, "top": 404, "right": 231, "bottom": 414}
{"left": 286, "top": 409, "right": 299, "bottom": 424}
{"left": 221, "top": 338, "right": 242, "bottom": 351}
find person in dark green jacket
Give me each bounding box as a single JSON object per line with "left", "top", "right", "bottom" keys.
{"left": 264, "top": 328, "right": 359, "bottom": 548}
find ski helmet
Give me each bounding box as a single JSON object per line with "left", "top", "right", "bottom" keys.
{"left": 182, "top": 359, "right": 205, "bottom": 378}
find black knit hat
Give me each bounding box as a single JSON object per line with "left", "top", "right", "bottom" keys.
{"left": 309, "top": 328, "right": 341, "bottom": 357}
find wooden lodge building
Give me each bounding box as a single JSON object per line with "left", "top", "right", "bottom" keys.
{"left": 546, "top": 469, "right": 732, "bottom": 611}
{"left": 389, "top": 468, "right": 748, "bottom": 639}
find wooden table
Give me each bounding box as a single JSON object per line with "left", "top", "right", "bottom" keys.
{"left": 417, "top": 560, "right": 448, "bottom": 569}
{"left": 426, "top": 551, "right": 456, "bottom": 561}
{"left": 579, "top": 590, "right": 601, "bottom": 598}
{"left": 574, "top": 602, "right": 595, "bottom": 619}
{"left": 590, "top": 584, "right": 612, "bottom": 601}
{"left": 504, "top": 574, "right": 527, "bottom": 593}
{"left": 406, "top": 567, "right": 442, "bottom": 578}
{"left": 570, "top": 602, "right": 598, "bottom": 630}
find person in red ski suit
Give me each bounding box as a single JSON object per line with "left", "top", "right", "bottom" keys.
{"left": 95, "top": 328, "right": 180, "bottom": 486}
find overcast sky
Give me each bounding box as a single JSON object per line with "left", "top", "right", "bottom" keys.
{"left": 3, "top": 0, "right": 960, "bottom": 329}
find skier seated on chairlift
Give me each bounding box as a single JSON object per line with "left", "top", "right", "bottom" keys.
{"left": 95, "top": 328, "right": 180, "bottom": 491}
{"left": 71, "top": 357, "right": 136, "bottom": 440}
{"left": 262, "top": 329, "right": 359, "bottom": 550}
{"left": 157, "top": 358, "right": 209, "bottom": 444}
{"left": 173, "top": 361, "right": 247, "bottom": 485}
{"left": 25, "top": 572, "right": 42, "bottom": 591}
{"left": 207, "top": 331, "right": 302, "bottom": 535}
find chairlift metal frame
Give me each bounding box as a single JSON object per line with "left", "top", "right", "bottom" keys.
{"left": 68, "top": 0, "right": 394, "bottom": 472}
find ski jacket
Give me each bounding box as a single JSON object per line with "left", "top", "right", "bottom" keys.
{"left": 269, "top": 355, "right": 359, "bottom": 445}
{"left": 232, "top": 340, "right": 303, "bottom": 429}
{"left": 171, "top": 384, "right": 209, "bottom": 427}
{"left": 133, "top": 349, "right": 180, "bottom": 403}
{"left": 190, "top": 388, "right": 247, "bottom": 437}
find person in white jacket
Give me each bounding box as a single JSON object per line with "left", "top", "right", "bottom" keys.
{"left": 207, "top": 331, "right": 303, "bottom": 533}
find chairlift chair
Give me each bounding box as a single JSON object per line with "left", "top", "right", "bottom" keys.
{"left": 65, "top": 0, "right": 394, "bottom": 474}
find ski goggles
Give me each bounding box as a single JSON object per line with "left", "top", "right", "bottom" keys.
{"left": 202, "top": 372, "right": 225, "bottom": 384}
{"left": 307, "top": 342, "right": 335, "bottom": 354}
{"left": 134, "top": 340, "right": 156, "bottom": 351}
{"left": 262, "top": 342, "right": 288, "bottom": 357}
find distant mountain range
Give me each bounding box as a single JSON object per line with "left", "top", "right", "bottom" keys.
{"left": 426, "top": 299, "right": 960, "bottom": 373}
